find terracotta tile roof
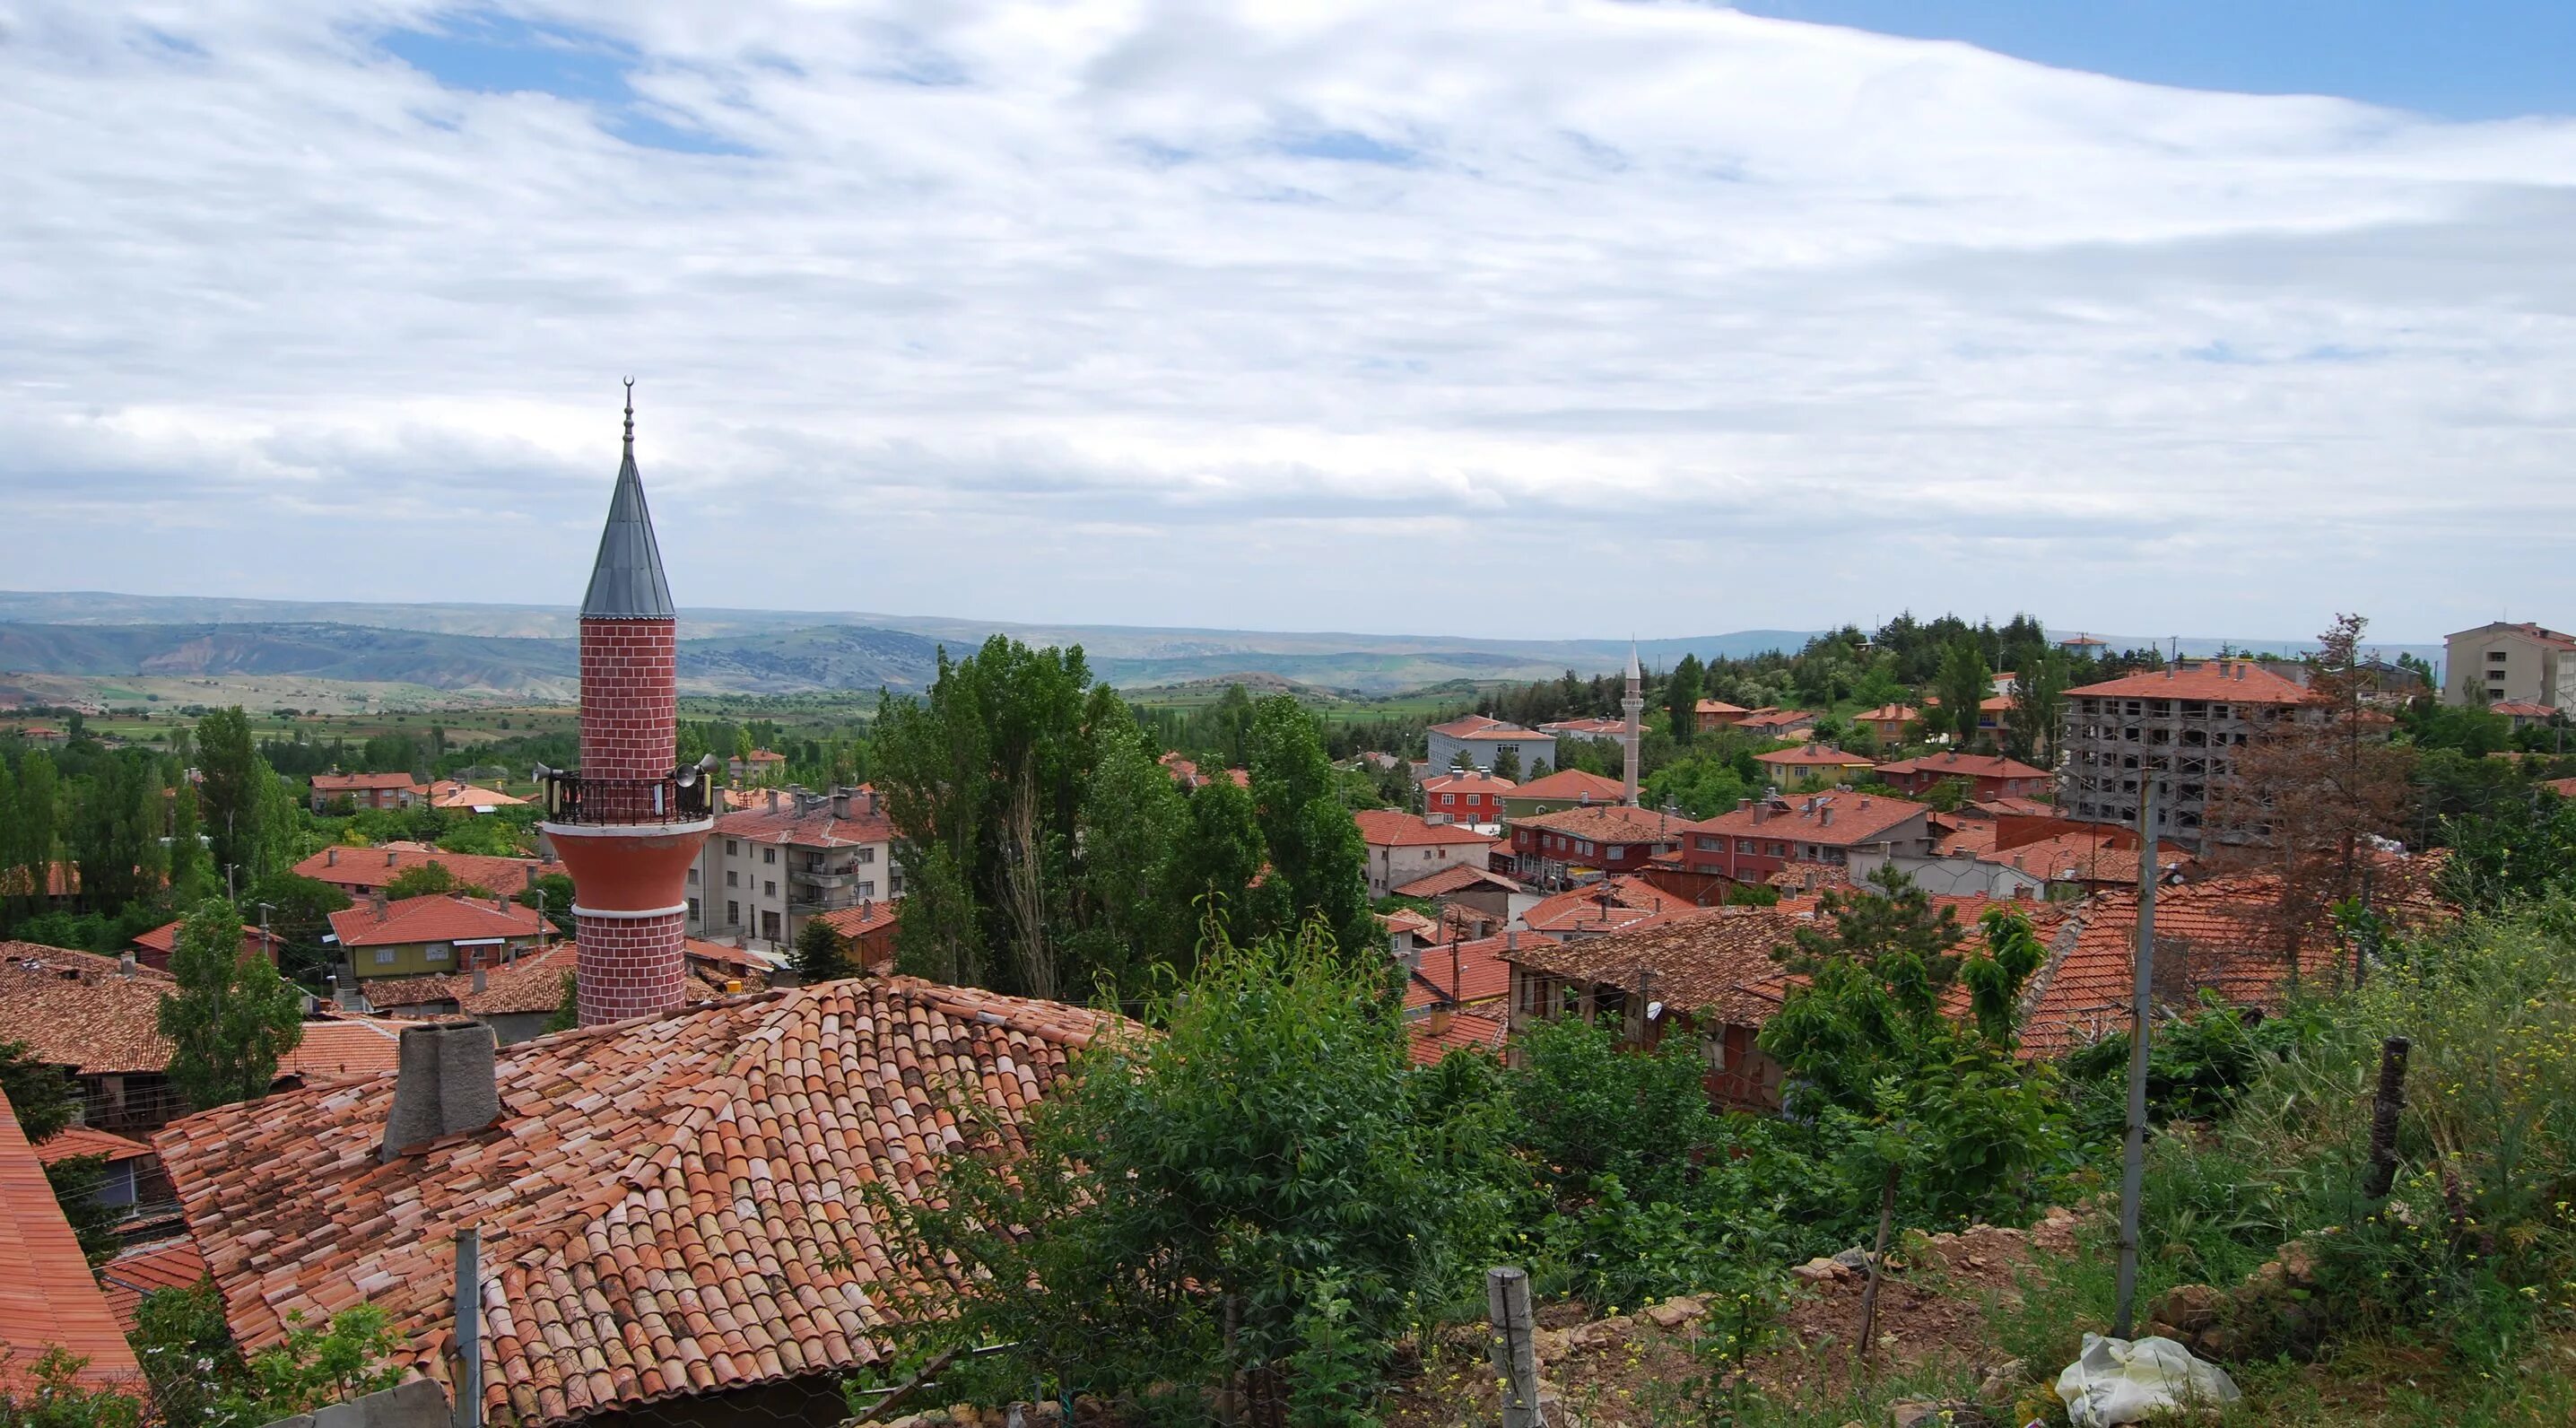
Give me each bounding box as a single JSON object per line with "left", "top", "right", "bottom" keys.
{"left": 1390, "top": 864, "right": 1526, "bottom": 899}
{"left": 2490, "top": 700, "right": 2556, "bottom": 718}
{"left": 1965, "top": 797, "right": 2056, "bottom": 819}
{"left": 1933, "top": 820, "right": 2000, "bottom": 858}
{"left": 1507, "top": 804, "right": 1684, "bottom": 845}
{"left": 132, "top": 919, "right": 282, "bottom": 962}
{"left": 1354, "top": 810, "right": 1496, "bottom": 849}
{"left": 1983, "top": 831, "right": 2190, "bottom": 888}
{"left": 1381, "top": 908, "right": 1440, "bottom": 939}
{"left": 0, "top": 945, "right": 173, "bottom": 1075}
{"left": 1520, "top": 876, "right": 1705, "bottom": 936}
{"left": 96, "top": 1238, "right": 207, "bottom": 1335}
{"left": 1407, "top": 1006, "right": 1509, "bottom": 1066}
{"left": 1686, "top": 792, "right": 1929, "bottom": 849}
{"left": 274, "top": 1018, "right": 408, "bottom": 1084}
{"left": 156, "top": 979, "right": 1135, "bottom": 1427}
{"left": 1502, "top": 910, "right": 1808, "bottom": 1026}
{"left": 312, "top": 772, "right": 427, "bottom": 794}
{"left": 0, "top": 1095, "right": 145, "bottom": 1392}
{"left": 1875, "top": 753, "right": 2050, "bottom": 781}
{"left": 1427, "top": 715, "right": 1545, "bottom": 742}
{"left": 430, "top": 781, "right": 529, "bottom": 810}
{"left": 1405, "top": 935, "right": 1513, "bottom": 1009}
{"left": 1736, "top": 708, "right": 1814, "bottom": 730}
{"left": 1754, "top": 744, "right": 1876, "bottom": 770}
{"left": 1853, "top": 704, "right": 1919, "bottom": 724}
{"left": 2065, "top": 659, "right": 2311, "bottom": 704}
{"left": 814, "top": 901, "right": 900, "bottom": 942}
{"left": 712, "top": 798, "right": 893, "bottom": 847}
{"left": 30, "top": 1124, "right": 153, "bottom": 1166}
{"left": 364, "top": 943, "right": 575, "bottom": 1016}
{"left": 1693, "top": 700, "right": 1749, "bottom": 716}
{"left": 0, "top": 862, "right": 81, "bottom": 899}
{"left": 294, "top": 845, "right": 544, "bottom": 893}
{"left": 1536, "top": 717, "right": 1627, "bottom": 737}
{"left": 329, "top": 893, "right": 546, "bottom": 951}
{"left": 1507, "top": 769, "right": 1626, "bottom": 803}
{"left": 682, "top": 937, "right": 771, "bottom": 976}
{"left": 1421, "top": 771, "right": 1517, "bottom": 795}
{"left": 2018, "top": 873, "right": 2440, "bottom": 1057}
{"left": 2544, "top": 777, "right": 2576, "bottom": 799}
{"left": 740, "top": 748, "right": 788, "bottom": 763}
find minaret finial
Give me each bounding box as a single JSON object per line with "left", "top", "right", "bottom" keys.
{"left": 622, "top": 377, "right": 636, "bottom": 453}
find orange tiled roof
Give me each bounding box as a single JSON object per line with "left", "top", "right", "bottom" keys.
{"left": 1736, "top": 708, "right": 1813, "bottom": 729}
{"left": 0, "top": 945, "right": 173, "bottom": 1075}
{"left": 1932, "top": 820, "right": 2002, "bottom": 858}
{"left": 1421, "top": 770, "right": 1517, "bottom": 795}
{"left": 1875, "top": 753, "right": 2050, "bottom": 781}
{"left": 0, "top": 862, "right": 81, "bottom": 899}
{"left": 1407, "top": 1006, "right": 1510, "bottom": 1066}
{"left": 1354, "top": 810, "right": 1496, "bottom": 849}
{"left": 2490, "top": 700, "right": 2555, "bottom": 718}
{"left": 30, "top": 1124, "right": 153, "bottom": 1166}
{"left": 1508, "top": 769, "right": 1625, "bottom": 803}
{"left": 1754, "top": 744, "right": 1876, "bottom": 769}
{"left": 1854, "top": 704, "right": 1919, "bottom": 724}
{"left": 96, "top": 1238, "right": 207, "bottom": 1336}
{"left": 1405, "top": 935, "right": 1513, "bottom": 1009}
{"left": 430, "top": 780, "right": 529, "bottom": 809}
{"left": 1965, "top": 797, "right": 2057, "bottom": 819}
{"left": 328, "top": 892, "right": 546, "bottom": 951}
{"left": 1427, "top": 714, "right": 1545, "bottom": 742}
{"left": 132, "top": 919, "right": 281, "bottom": 961}
{"left": 814, "top": 901, "right": 900, "bottom": 941}
{"left": 2066, "top": 659, "right": 2310, "bottom": 704}
{"left": 294, "top": 845, "right": 543, "bottom": 893}
{"left": 1507, "top": 803, "right": 1684, "bottom": 844}
{"left": 1693, "top": 700, "right": 1749, "bottom": 716}
{"left": 274, "top": 1017, "right": 408, "bottom": 1083}
{"left": 1686, "top": 792, "right": 1929, "bottom": 848}
{"left": 0, "top": 1096, "right": 144, "bottom": 1392}
{"left": 364, "top": 943, "right": 575, "bottom": 1016}
{"left": 1391, "top": 864, "right": 1526, "bottom": 899}
{"left": 312, "top": 772, "right": 426, "bottom": 793}
{"left": 2544, "top": 777, "right": 2576, "bottom": 799}
{"left": 713, "top": 799, "right": 893, "bottom": 847}
{"left": 1501, "top": 910, "right": 1808, "bottom": 1025}
{"left": 1520, "top": 876, "right": 1706, "bottom": 936}
{"left": 156, "top": 980, "right": 1134, "bottom": 1427}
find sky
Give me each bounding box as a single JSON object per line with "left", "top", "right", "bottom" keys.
{"left": 5, "top": 2, "right": 2575, "bottom": 644}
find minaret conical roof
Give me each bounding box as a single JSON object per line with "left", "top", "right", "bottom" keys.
{"left": 580, "top": 382, "right": 676, "bottom": 621}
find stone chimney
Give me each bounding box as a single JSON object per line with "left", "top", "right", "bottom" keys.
{"left": 831, "top": 788, "right": 850, "bottom": 820}
{"left": 379, "top": 1020, "right": 500, "bottom": 1161}
{"left": 766, "top": 788, "right": 780, "bottom": 813}
{"left": 387, "top": 849, "right": 398, "bottom": 866}
{"left": 370, "top": 889, "right": 388, "bottom": 917}
{"left": 524, "top": 865, "right": 539, "bottom": 889}
{"left": 471, "top": 969, "right": 488, "bottom": 995}
{"left": 326, "top": 847, "right": 340, "bottom": 866}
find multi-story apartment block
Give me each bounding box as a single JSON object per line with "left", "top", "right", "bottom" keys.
{"left": 687, "top": 787, "right": 901, "bottom": 955}
{"left": 2056, "top": 659, "right": 2309, "bottom": 849}
{"left": 2443, "top": 622, "right": 2576, "bottom": 712}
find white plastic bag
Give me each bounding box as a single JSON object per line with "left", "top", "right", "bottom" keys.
{"left": 2054, "top": 1333, "right": 2241, "bottom": 1426}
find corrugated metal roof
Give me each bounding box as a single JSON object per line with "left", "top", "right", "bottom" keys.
{"left": 579, "top": 387, "right": 676, "bottom": 621}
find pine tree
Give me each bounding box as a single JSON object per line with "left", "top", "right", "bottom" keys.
{"left": 790, "top": 918, "right": 857, "bottom": 985}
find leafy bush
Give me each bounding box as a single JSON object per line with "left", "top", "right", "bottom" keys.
{"left": 0, "top": 1348, "right": 144, "bottom": 1428}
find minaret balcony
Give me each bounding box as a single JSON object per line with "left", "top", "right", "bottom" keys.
{"left": 533, "top": 766, "right": 718, "bottom": 827}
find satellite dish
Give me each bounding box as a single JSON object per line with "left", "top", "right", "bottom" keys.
{"left": 1647, "top": 1000, "right": 1665, "bottom": 1021}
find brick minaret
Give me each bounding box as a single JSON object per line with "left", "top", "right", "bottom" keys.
{"left": 539, "top": 383, "right": 711, "bottom": 1027}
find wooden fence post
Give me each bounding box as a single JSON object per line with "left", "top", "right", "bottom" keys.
{"left": 1486, "top": 1267, "right": 1545, "bottom": 1428}
{"left": 2363, "top": 1037, "right": 2411, "bottom": 1199}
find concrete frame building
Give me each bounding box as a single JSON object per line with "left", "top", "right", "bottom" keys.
{"left": 2055, "top": 658, "right": 2309, "bottom": 850}
{"left": 2443, "top": 622, "right": 2576, "bottom": 712}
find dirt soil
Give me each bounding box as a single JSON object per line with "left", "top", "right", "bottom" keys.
{"left": 1386, "top": 1213, "right": 2084, "bottom": 1428}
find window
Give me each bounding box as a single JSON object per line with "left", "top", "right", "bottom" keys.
{"left": 763, "top": 848, "right": 778, "bottom": 865}
{"left": 686, "top": 867, "right": 700, "bottom": 884}
{"left": 857, "top": 882, "right": 875, "bottom": 899}
{"left": 726, "top": 870, "right": 739, "bottom": 888}
{"left": 727, "top": 900, "right": 740, "bottom": 926}
{"left": 764, "top": 880, "right": 778, "bottom": 898}
{"left": 1736, "top": 838, "right": 1754, "bottom": 853}
{"left": 1442, "top": 794, "right": 1456, "bottom": 805}
{"left": 892, "top": 875, "right": 905, "bottom": 895}
{"left": 726, "top": 839, "right": 738, "bottom": 855}
{"left": 687, "top": 897, "right": 700, "bottom": 922}
{"left": 855, "top": 848, "right": 875, "bottom": 864}
{"left": 373, "top": 949, "right": 395, "bottom": 965}
{"left": 2490, "top": 651, "right": 2510, "bottom": 663}
{"left": 424, "top": 943, "right": 450, "bottom": 963}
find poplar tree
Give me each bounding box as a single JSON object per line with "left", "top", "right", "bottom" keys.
{"left": 157, "top": 899, "right": 305, "bottom": 1111}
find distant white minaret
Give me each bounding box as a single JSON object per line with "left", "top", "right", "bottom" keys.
{"left": 1621, "top": 641, "right": 1643, "bottom": 806}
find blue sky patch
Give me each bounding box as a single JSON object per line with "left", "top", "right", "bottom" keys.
{"left": 379, "top": 10, "right": 751, "bottom": 155}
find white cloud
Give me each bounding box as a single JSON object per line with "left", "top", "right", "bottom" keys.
{"left": 4, "top": 0, "right": 2574, "bottom": 640}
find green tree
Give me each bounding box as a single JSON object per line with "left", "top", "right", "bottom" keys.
{"left": 242, "top": 873, "right": 352, "bottom": 988}
{"left": 0, "top": 1347, "right": 144, "bottom": 1428}
{"left": 515, "top": 871, "right": 576, "bottom": 935}
{"left": 382, "top": 862, "right": 469, "bottom": 901}
{"left": 544, "top": 972, "right": 578, "bottom": 1034}
{"left": 196, "top": 709, "right": 266, "bottom": 887}
{"left": 69, "top": 752, "right": 161, "bottom": 919}
{"left": 156, "top": 899, "right": 305, "bottom": 1112}
{"left": 790, "top": 917, "right": 857, "bottom": 984}
{"left": 8, "top": 750, "right": 60, "bottom": 924}
{"left": 1169, "top": 777, "right": 1267, "bottom": 953}
{"left": 2005, "top": 650, "right": 2071, "bottom": 769}
{"left": 0, "top": 1038, "right": 78, "bottom": 1143}
{"left": 44, "top": 1154, "right": 121, "bottom": 1265}
{"left": 1935, "top": 640, "right": 1991, "bottom": 749}
{"left": 869, "top": 924, "right": 1511, "bottom": 1424}
{"left": 165, "top": 783, "right": 220, "bottom": 910}
{"left": 1069, "top": 717, "right": 1189, "bottom": 987}
{"left": 1666, "top": 652, "right": 1705, "bottom": 744}
{"left": 1246, "top": 696, "right": 1376, "bottom": 954}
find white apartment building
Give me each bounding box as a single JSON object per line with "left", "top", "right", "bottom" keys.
{"left": 687, "top": 786, "right": 901, "bottom": 956}
{"left": 2443, "top": 622, "right": 2576, "bottom": 713}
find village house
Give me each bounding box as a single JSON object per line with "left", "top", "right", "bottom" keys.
{"left": 1852, "top": 704, "right": 1920, "bottom": 744}
{"left": 727, "top": 747, "right": 790, "bottom": 784}
{"left": 309, "top": 771, "right": 427, "bottom": 811}
{"left": 1498, "top": 767, "right": 1626, "bottom": 820}
{"left": 1501, "top": 910, "right": 1806, "bottom": 1109}
{"left": 1354, "top": 809, "right": 1499, "bottom": 899}
{"left": 1875, "top": 750, "right": 2052, "bottom": 803}
{"left": 1425, "top": 713, "right": 1558, "bottom": 775}
{"left": 1505, "top": 803, "right": 1685, "bottom": 886}
{"left": 328, "top": 892, "right": 549, "bottom": 983}
{"left": 427, "top": 779, "right": 528, "bottom": 814}
{"left": 155, "top": 981, "right": 1132, "bottom": 1428}
{"left": 31, "top": 1123, "right": 166, "bottom": 1220}
{"left": 692, "top": 786, "right": 901, "bottom": 954}
{"left": 1693, "top": 699, "right": 1752, "bottom": 733}
{"left": 1752, "top": 743, "right": 1878, "bottom": 788}
{"left": 1420, "top": 768, "right": 1513, "bottom": 825}
{"left": 1519, "top": 875, "right": 1710, "bottom": 939}
{"left": 2492, "top": 699, "right": 2559, "bottom": 732}
{"left": 1158, "top": 753, "right": 1249, "bottom": 791}
{"left": 363, "top": 942, "right": 579, "bottom": 1043}
{"left": 1536, "top": 715, "right": 1627, "bottom": 743}
{"left": 1734, "top": 708, "right": 1815, "bottom": 739}
{"left": 2056, "top": 657, "right": 2312, "bottom": 849}
{"left": 1677, "top": 791, "right": 1935, "bottom": 885}
{"left": 1399, "top": 932, "right": 1514, "bottom": 1066}
{"left": 1389, "top": 863, "right": 1529, "bottom": 938}
{"left": 813, "top": 898, "right": 901, "bottom": 972}
{"left": 127, "top": 917, "right": 283, "bottom": 971}
{"left": 293, "top": 843, "right": 548, "bottom": 898}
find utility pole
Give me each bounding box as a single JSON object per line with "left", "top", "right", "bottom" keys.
{"left": 2113, "top": 778, "right": 2157, "bottom": 1338}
